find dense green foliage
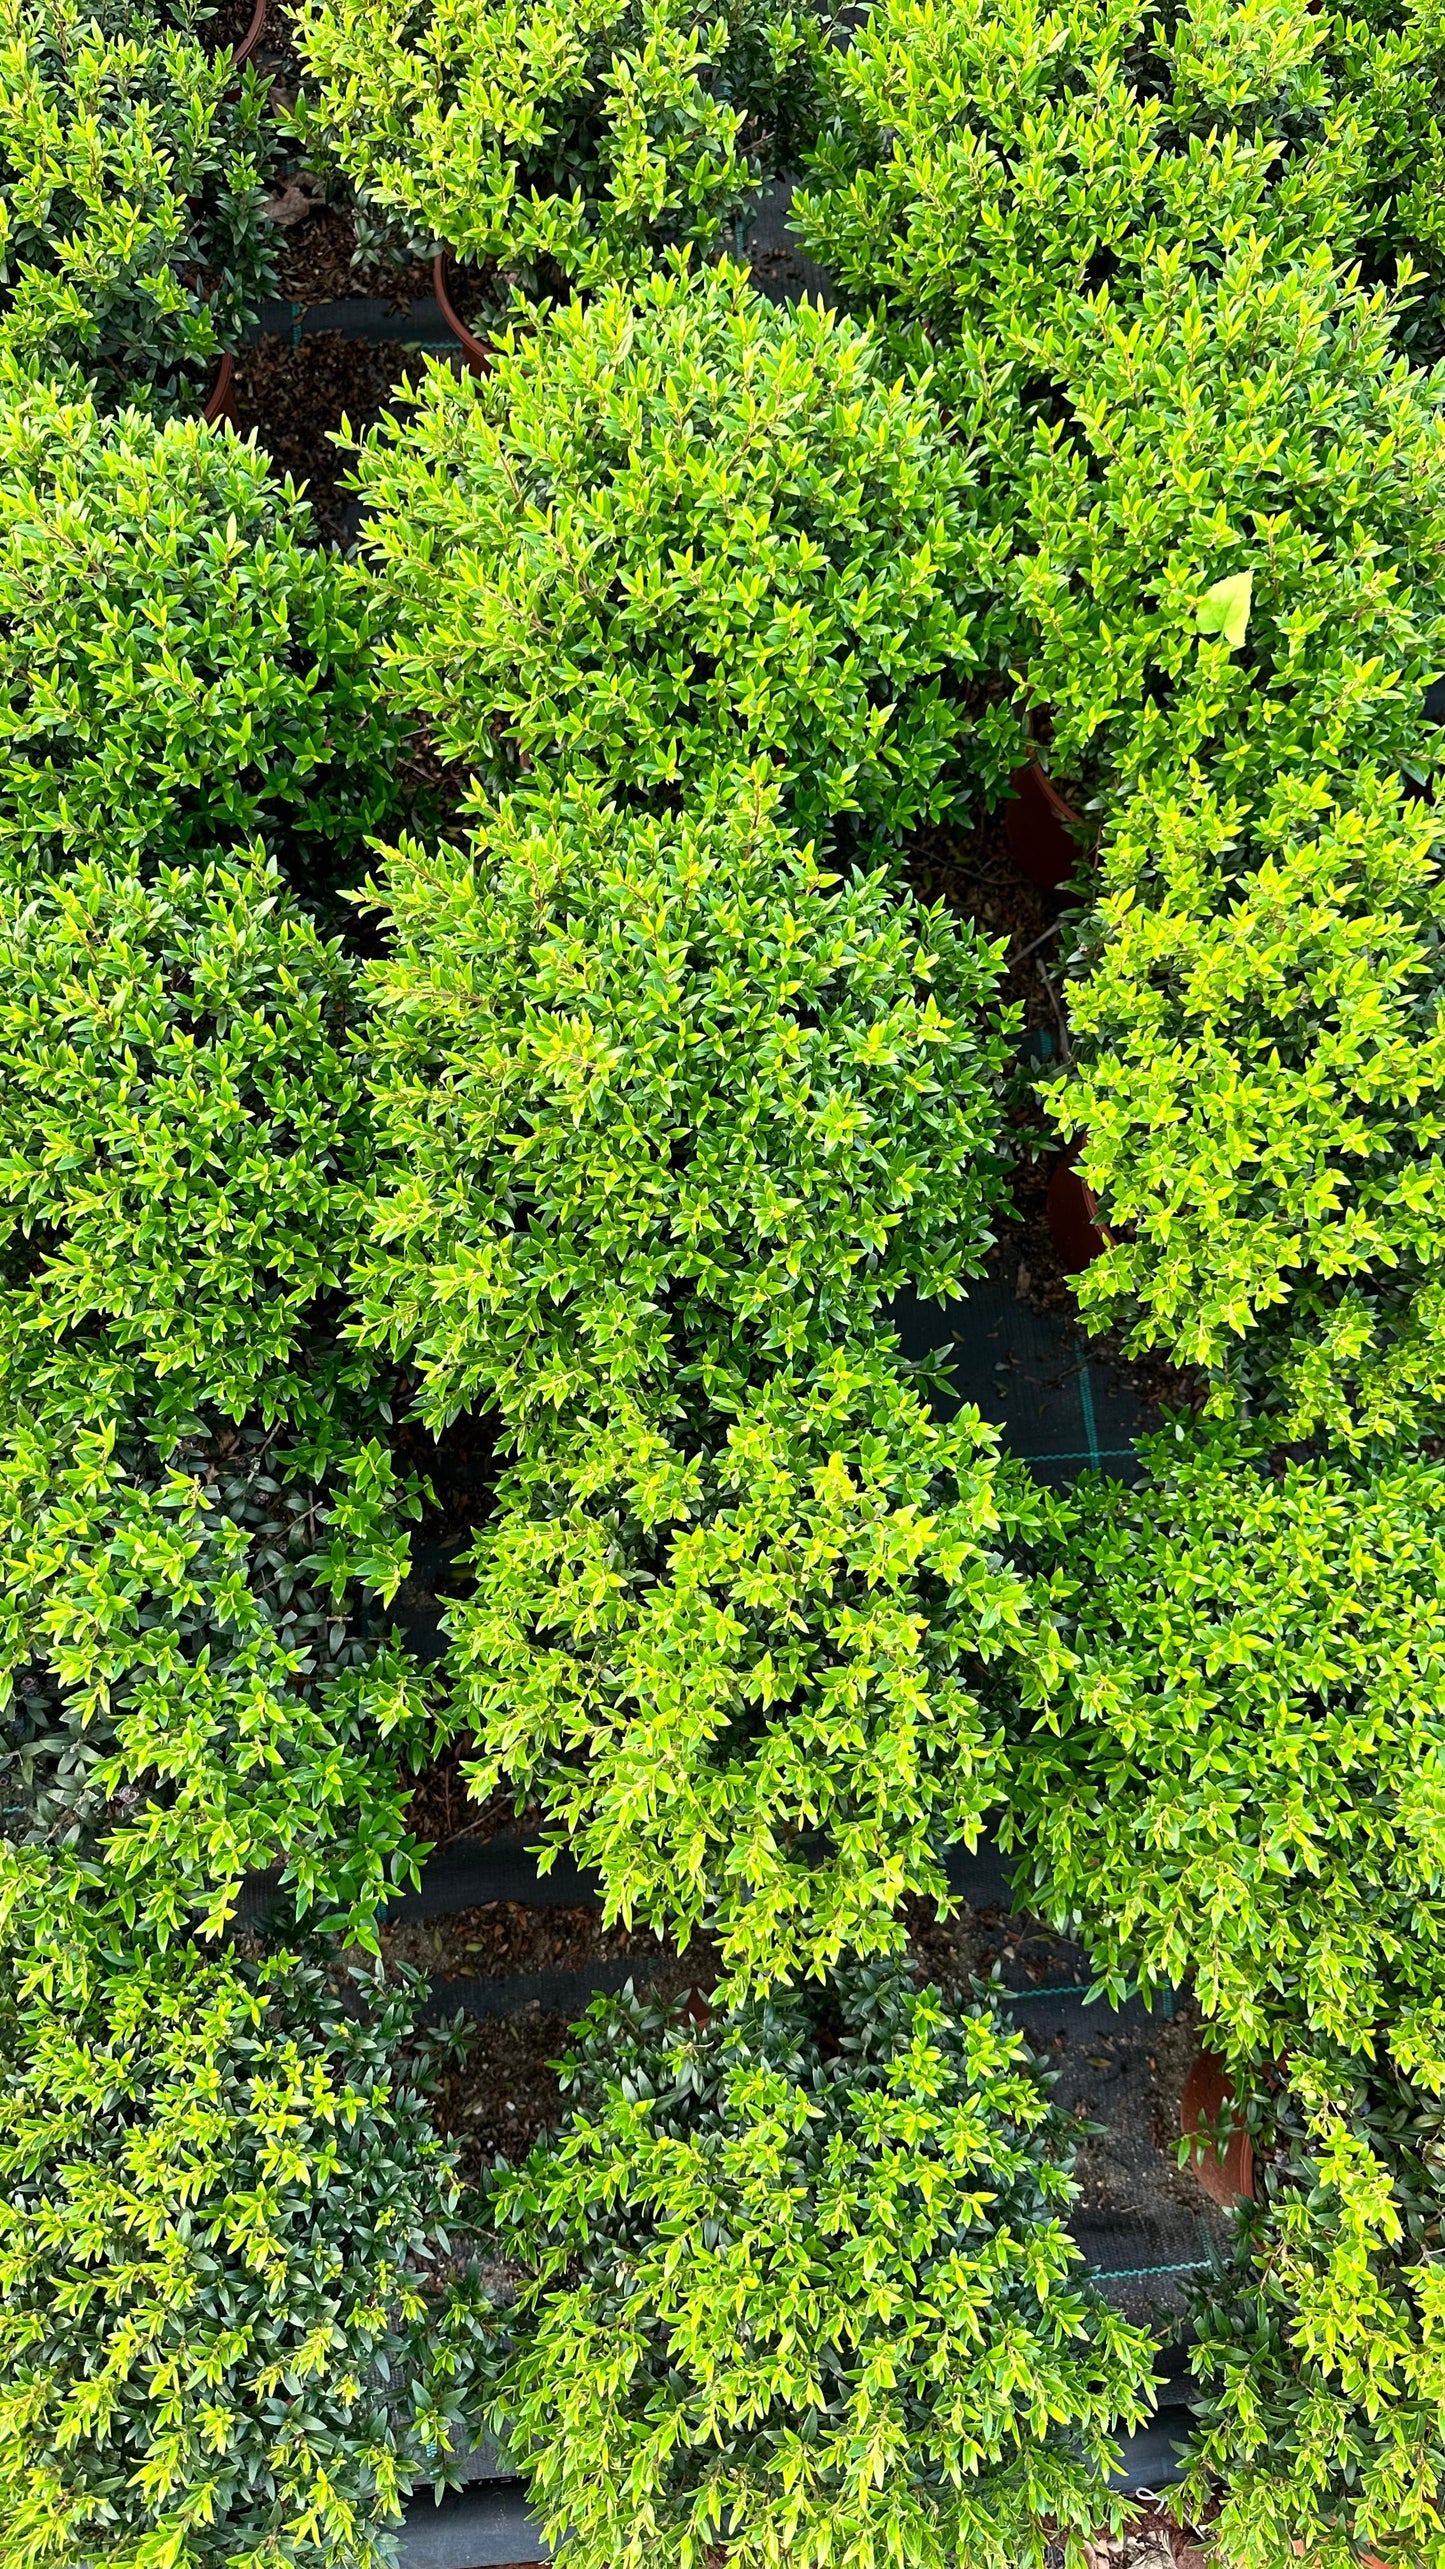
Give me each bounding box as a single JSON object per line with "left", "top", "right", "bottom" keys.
{"left": 350, "top": 260, "right": 1015, "bottom": 841}
{"left": 1004, "top": 240, "right": 1445, "bottom": 818}
{"left": 292, "top": 0, "right": 826, "bottom": 292}
{"left": 1187, "top": 2051, "right": 1445, "bottom": 2569}
{"left": 451, "top": 1347, "right": 1069, "bottom": 1991}
{"left": 794, "top": 0, "right": 1445, "bottom": 373}
{"left": 796, "top": 0, "right": 1445, "bottom": 1437}
{"left": 0, "top": 1395, "right": 436, "bottom": 1942}
{"left": 0, "top": 835, "right": 452, "bottom": 1941}
{"left": 796, "top": 0, "right": 1331, "bottom": 384}
{"left": 0, "top": 0, "right": 271, "bottom": 411}
{"left": 9, "top": 0, "right": 1445, "bottom": 2543}
{"left": 0, "top": 1855, "right": 485, "bottom": 2569}
{"left": 1054, "top": 772, "right": 1445, "bottom": 1443}
{"left": 0, "top": 850, "right": 364, "bottom": 1431}
{"left": 486, "top": 1967, "right": 1157, "bottom": 2569}
{"left": 0, "top": 380, "right": 399, "bottom": 877}
{"left": 1007, "top": 1423, "right": 1445, "bottom": 2075}
{"left": 354, "top": 768, "right": 1016, "bottom": 1434}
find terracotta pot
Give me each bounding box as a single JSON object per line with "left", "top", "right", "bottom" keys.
{"left": 1047, "top": 1152, "right": 1106, "bottom": 1274}
{"left": 231, "top": 0, "right": 268, "bottom": 68}
{"left": 1181, "top": 2051, "right": 1255, "bottom": 2208}
{"left": 433, "top": 251, "right": 490, "bottom": 376}
{"left": 1004, "top": 752, "right": 1087, "bottom": 893}
{"left": 201, "top": 349, "right": 237, "bottom": 428}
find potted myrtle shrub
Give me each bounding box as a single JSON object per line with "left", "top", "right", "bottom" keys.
{"left": 1052, "top": 763, "right": 1445, "bottom": 1446}
{"left": 0, "top": 1852, "right": 489, "bottom": 2567}
{"left": 352, "top": 768, "right": 1056, "bottom": 1977}
{"left": 1003, "top": 238, "right": 1445, "bottom": 831}
{"left": 451, "top": 1346, "right": 1069, "bottom": 1992}
{"left": 0, "top": 1387, "right": 438, "bottom": 1944}
{"left": 0, "top": 370, "right": 400, "bottom": 880}
{"left": 352, "top": 767, "right": 1019, "bottom": 1434}
{"left": 0, "top": 850, "right": 448, "bottom": 1939}
{"left": 0, "top": 849, "right": 367, "bottom": 1434}
{"left": 792, "top": 0, "right": 1430, "bottom": 400}
{"left": 482, "top": 1964, "right": 1159, "bottom": 2569}
{"left": 0, "top": 0, "right": 274, "bottom": 413}
{"left": 1006, "top": 1420, "right": 1445, "bottom": 2080}
{"left": 1185, "top": 2044, "right": 1445, "bottom": 2569}
{"left": 291, "top": 0, "right": 827, "bottom": 298}
{"left": 347, "top": 257, "right": 1020, "bottom": 843}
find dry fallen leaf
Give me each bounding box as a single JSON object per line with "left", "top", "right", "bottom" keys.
{"left": 260, "top": 176, "right": 325, "bottom": 228}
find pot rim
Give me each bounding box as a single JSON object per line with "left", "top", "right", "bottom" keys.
{"left": 433, "top": 250, "right": 490, "bottom": 376}
{"left": 232, "top": 0, "right": 268, "bottom": 69}
{"left": 201, "top": 347, "right": 235, "bottom": 426}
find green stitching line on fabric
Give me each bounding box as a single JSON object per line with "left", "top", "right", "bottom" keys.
{"left": 1078, "top": 1363, "right": 1101, "bottom": 1468}
{"left": 1094, "top": 2260, "right": 1208, "bottom": 2280}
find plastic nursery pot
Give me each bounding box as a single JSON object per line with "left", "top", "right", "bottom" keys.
{"left": 1004, "top": 752, "right": 1089, "bottom": 894}
{"left": 231, "top": 0, "right": 269, "bottom": 69}
{"left": 1047, "top": 1150, "right": 1107, "bottom": 1275}
{"left": 433, "top": 251, "right": 491, "bottom": 377}
{"left": 1180, "top": 2051, "right": 1256, "bottom": 2208}
{"left": 201, "top": 349, "right": 238, "bottom": 428}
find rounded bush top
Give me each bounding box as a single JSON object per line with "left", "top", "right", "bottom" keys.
{"left": 0, "top": 1857, "right": 484, "bottom": 2567}
{"left": 0, "top": 850, "right": 365, "bottom": 1430}
{"left": 0, "top": 373, "right": 398, "bottom": 873}
{"left": 1010, "top": 1421, "right": 1445, "bottom": 2070}
{"left": 354, "top": 767, "right": 1016, "bottom": 1432}
{"left": 487, "top": 1965, "right": 1158, "bottom": 2569}
{"left": 292, "top": 0, "right": 826, "bottom": 289}
{"left": 352, "top": 261, "right": 1010, "bottom": 839}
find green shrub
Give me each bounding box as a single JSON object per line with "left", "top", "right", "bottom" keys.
{"left": 349, "top": 260, "right": 1015, "bottom": 840}
{"left": 0, "top": 843, "right": 450, "bottom": 1941}
{"left": 0, "top": 0, "right": 272, "bottom": 412}
{"left": 1006, "top": 1421, "right": 1445, "bottom": 2073}
{"left": 794, "top": 0, "right": 1372, "bottom": 389}
{"left": 0, "top": 1384, "right": 438, "bottom": 1943}
{"left": 291, "top": 0, "right": 826, "bottom": 294}
{"left": 1006, "top": 237, "right": 1445, "bottom": 822}
{"left": 1186, "top": 2050, "right": 1445, "bottom": 2569}
{"left": 790, "top": 0, "right": 1445, "bottom": 391}
{"left": 354, "top": 768, "right": 1016, "bottom": 1437}
{"left": 449, "top": 1344, "right": 1069, "bottom": 1992}
{"left": 0, "top": 850, "right": 367, "bottom": 1435}
{"left": 1052, "top": 767, "right": 1445, "bottom": 1443}
{"left": 0, "top": 377, "right": 400, "bottom": 877}
{"left": 0, "top": 1853, "right": 486, "bottom": 2569}
{"left": 484, "top": 1965, "right": 1159, "bottom": 2569}
{"left": 1324, "top": 0, "right": 1445, "bottom": 354}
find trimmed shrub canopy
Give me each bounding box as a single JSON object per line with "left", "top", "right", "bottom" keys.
{"left": 485, "top": 1967, "right": 1158, "bottom": 2569}
{"left": 350, "top": 260, "right": 1016, "bottom": 840}
{"left": 1008, "top": 1424, "right": 1445, "bottom": 2073}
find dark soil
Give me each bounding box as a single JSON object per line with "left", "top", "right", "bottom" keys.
{"left": 229, "top": 332, "right": 431, "bottom": 544}
{"left": 382, "top": 1897, "right": 674, "bottom": 1986}
{"left": 402, "top": 1754, "right": 520, "bottom": 1853}
{"left": 416, "top": 1907, "right": 718, "bottom": 2188}
{"left": 428, "top": 2013, "right": 574, "bottom": 2183}
{"left": 205, "top": 0, "right": 266, "bottom": 55}
{"left": 271, "top": 204, "right": 435, "bottom": 311}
